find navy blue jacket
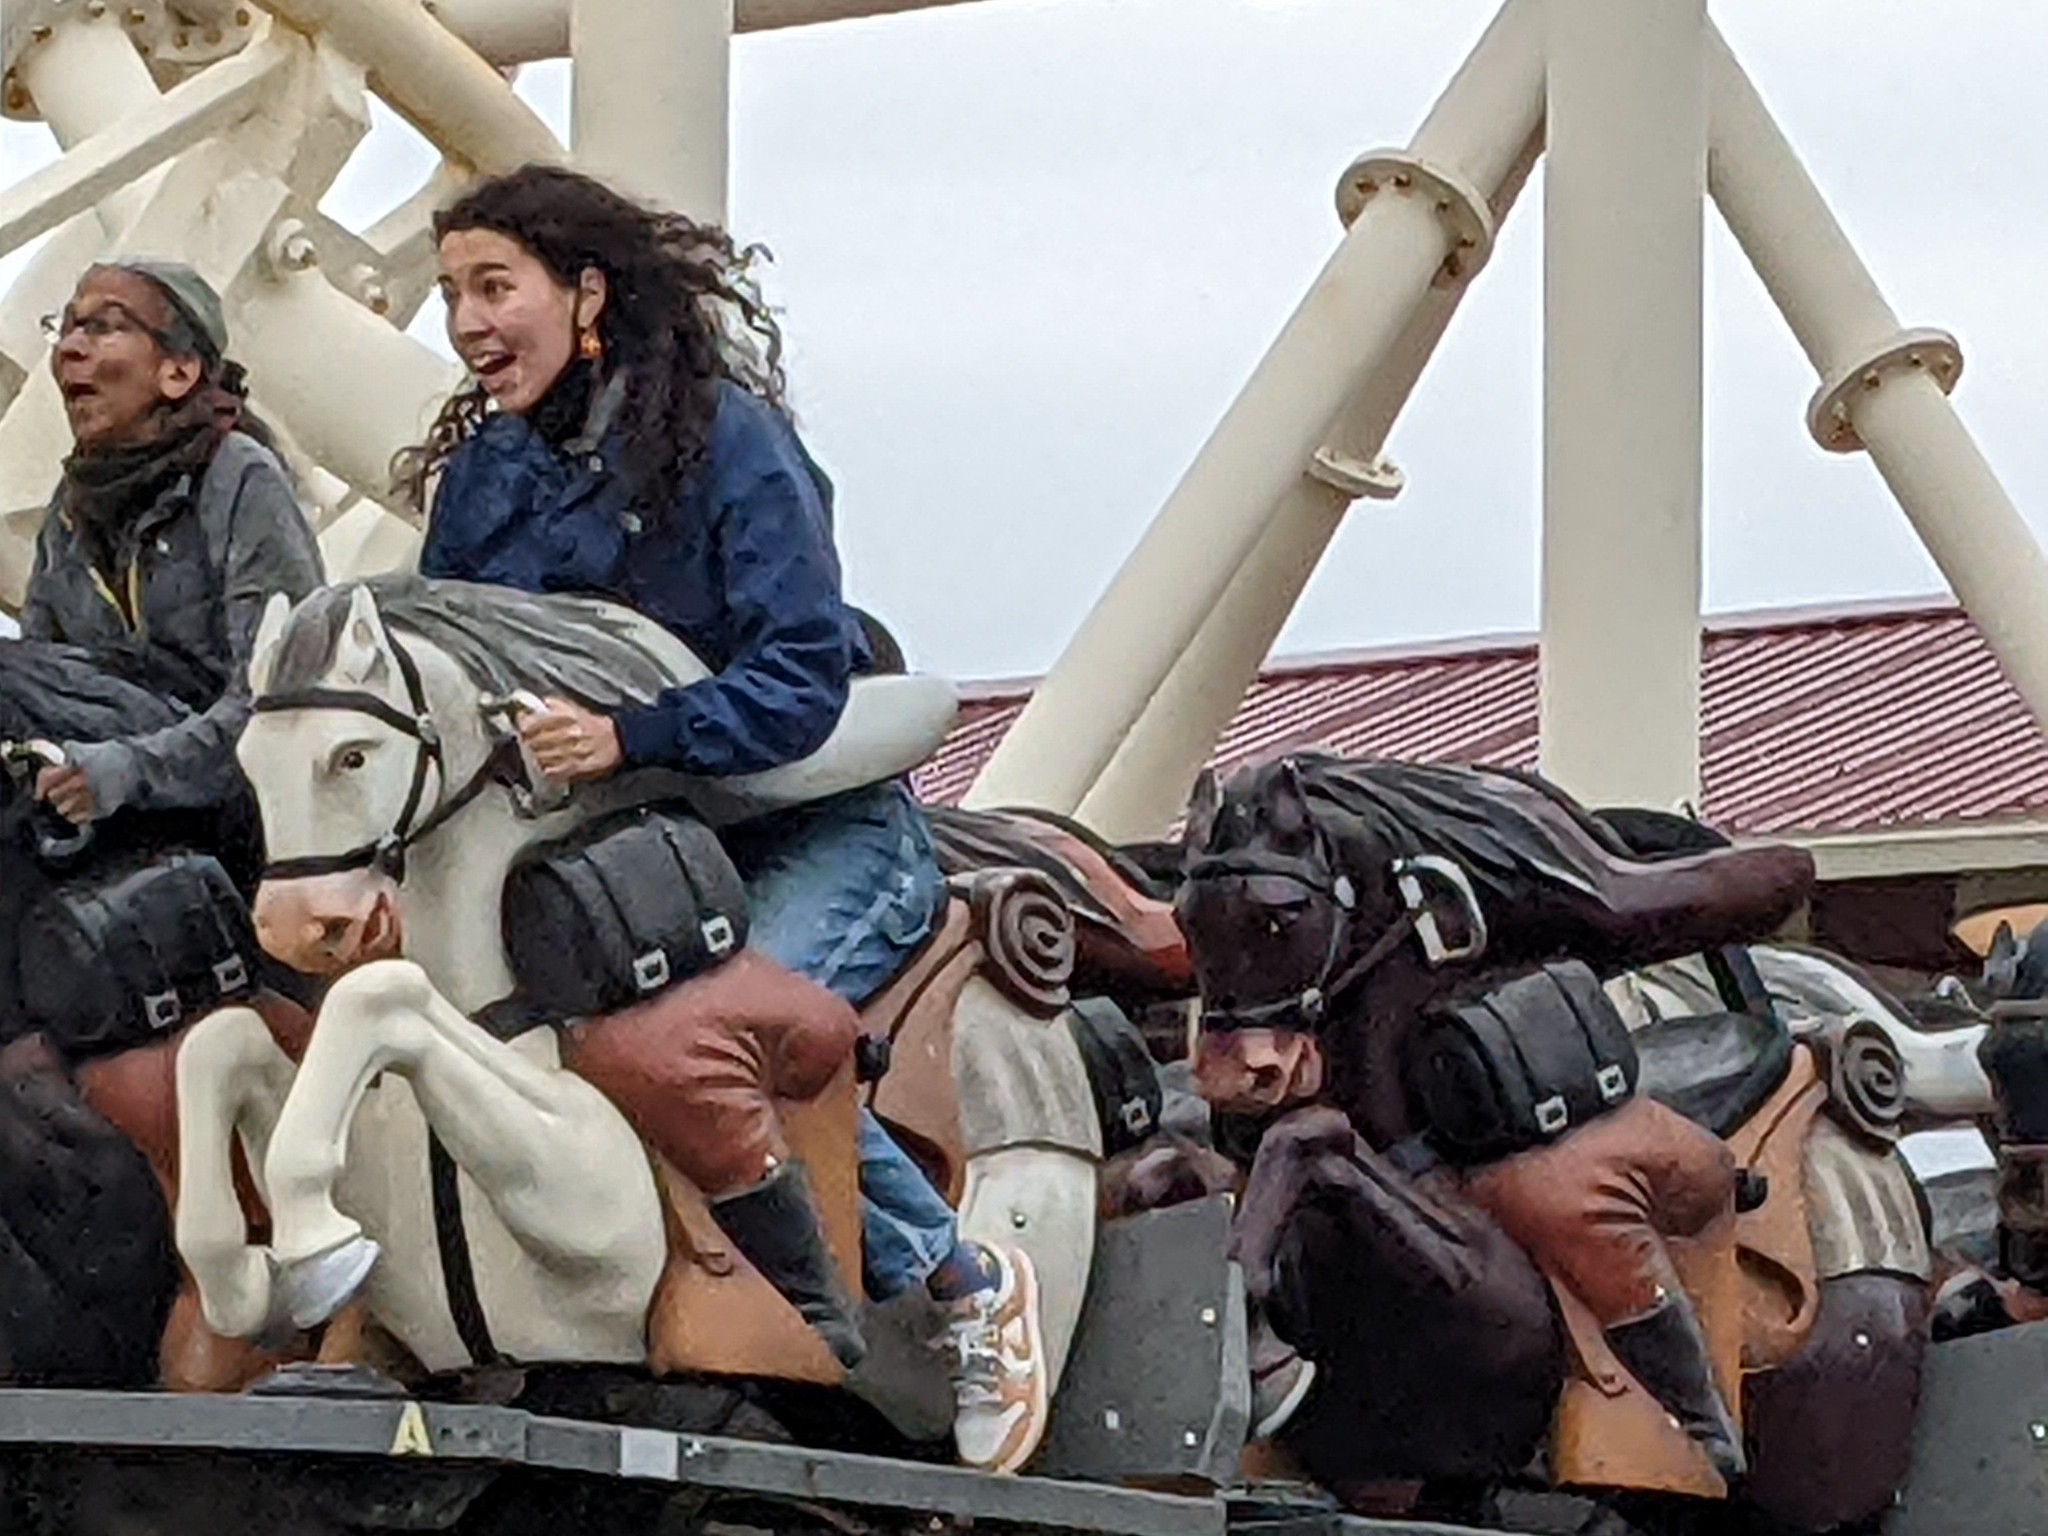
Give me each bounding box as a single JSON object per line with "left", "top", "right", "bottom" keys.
{"left": 420, "top": 381, "right": 872, "bottom": 777}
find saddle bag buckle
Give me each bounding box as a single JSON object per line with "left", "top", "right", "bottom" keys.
{"left": 144, "top": 990, "right": 184, "bottom": 1032}
{"left": 1595, "top": 1062, "right": 1630, "bottom": 1104}
{"left": 631, "top": 948, "right": 671, "bottom": 994}
{"left": 1534, "top": 1094, "right": 1571, "bottom": 1136}
{"left": 213, "top": 954, "right": 250, "bottom": 997}
{"left": 701, "top": 915, "right": 737, "bottom": 957}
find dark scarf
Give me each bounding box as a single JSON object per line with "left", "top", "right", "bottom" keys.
{"left": 59, "top": 419, "right": 220, "bottom": 595}
{"left": 528, "top": 358, "right": 598, "bottom": 452}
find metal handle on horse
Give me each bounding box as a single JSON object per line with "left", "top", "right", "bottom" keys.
{"left": 0, "top": 738, "right": 97, "bottom": 864}
{"left": 478, "top": 691, "right": 572, "bottom": 819}
{"left": 1392, "top": 854, "right": 1489, "bottom": 965}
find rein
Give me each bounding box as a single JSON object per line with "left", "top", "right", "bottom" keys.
{"left": 1186, "top": 792, "right": 1490, "bottom": 1032}
{"left": 253, "top": 629, "right": 513, "bottom": 883}
{"left": 1186, "top": 810, "right": 1418, "bottom": 1033}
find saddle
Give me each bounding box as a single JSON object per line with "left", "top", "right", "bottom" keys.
{"left": 1634, "top": 1008, "right": 1795, "bottom": 1138}
{"left": 926, "top": 806, "right": 1193, "bottom": 1002}
{"left": 861, "top": 866, "right": 1091, "bottom": 1202}
{"left": 570, "top": 862, "right": 1106, "bottom": 1388}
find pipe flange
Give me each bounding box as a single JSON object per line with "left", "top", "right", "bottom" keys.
{"left": 1334, "top": 148, "right": 1496, "bottom": 288}
{"left": 1805, "top": 326, "right": 1964, "bottom": 455}
{"left": 1310, "top": 446, "right": 1405, "bottom": 501}
{"left": 2, "top": 0, "right": 257, "bottom": 122}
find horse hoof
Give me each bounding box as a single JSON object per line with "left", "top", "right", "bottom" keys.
{"left": 283, "top": 1235, "right": 382, "bottom": 1329}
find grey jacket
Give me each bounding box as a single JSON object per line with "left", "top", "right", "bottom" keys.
{"left": 21, "top": 432, "right": 324, "bottom": 816}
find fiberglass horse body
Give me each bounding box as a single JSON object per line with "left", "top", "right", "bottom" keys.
{"left": 1177, "top": 756, "right": 1944, "bottom": 1529}
{"left": 171, "top": 579, "right": 1105, "bottom": 1407}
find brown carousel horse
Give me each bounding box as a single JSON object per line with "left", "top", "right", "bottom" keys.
{"left": 1172, "top": 755, "right": 1932, "bottom": 1532}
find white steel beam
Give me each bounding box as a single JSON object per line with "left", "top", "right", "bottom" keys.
{"left": 1538, "top": 0, "right": 1706, "bottom": 810}
{"left": 1072, "top": 5, "right": 1547, "bottom": 841}
{"left": 254, "top": 0, "right": 561, "bottom": 173}
{"left": 13, "top": 10, "right": 168, "bottom": 239}
{"left": 572, "top": 0, "right": 729, "bottom": 221}
{"left": 965, "top": 0, "right": 1540, "bottom": 820}
{"left": 1706, "top": 25, "right": 2048, "bottom": 746}
{"left": 0, "top": 41, "right": 289, "bottom": 264}
{"left": 428, "top": 0, "right": 1002, "bottom": 66}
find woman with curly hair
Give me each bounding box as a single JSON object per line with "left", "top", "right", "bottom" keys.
{"left": 409, "top": 165, "right": 1048, "bottom": 1474}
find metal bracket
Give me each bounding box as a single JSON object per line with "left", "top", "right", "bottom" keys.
{"left": 1333, "top": 148, "right": 1497, "bottom": 288}
{"left": 1308, "top": 446, "right": 1406, "bottom": 501}
{"left": 1806, "top": 325, "right": 1964, "bottom": 453}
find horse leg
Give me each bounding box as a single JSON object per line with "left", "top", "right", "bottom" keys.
{"left": 263, "top": 959, "right": 660, "bottom": 1330}
{"left": 947, "top": 977, "right": 1104, "bottom": 1393}
{"left": 956, "top": 1147, "right": 1097, "bottom": 1388}
{"left": 173, "top": 1006, "right": 297, "bottom": 1341}
{"left": 1236, "top": 1106, "right": 1565, "bottom": 1486}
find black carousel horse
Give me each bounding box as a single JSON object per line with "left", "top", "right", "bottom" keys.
{"left": 1174, "top": 755, "right": 1932, "bottom": 1531}
{"left": 0, "top": 639, "right": 239, "bottom": 1388}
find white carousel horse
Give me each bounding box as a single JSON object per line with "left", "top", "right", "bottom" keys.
{"left": 170, "top": 577, "right": 1106, "bottom": 1384}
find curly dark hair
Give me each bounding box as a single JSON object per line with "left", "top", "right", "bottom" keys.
{"left": 397, "top": 164, "right": 788, "bottom": 517}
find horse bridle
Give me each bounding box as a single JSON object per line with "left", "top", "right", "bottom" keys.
{"left": 1186, "top": 816, "right": 1489, "bottom": 1034}
{"left": 253, "top": 628, "right": 515, "bottom": 884}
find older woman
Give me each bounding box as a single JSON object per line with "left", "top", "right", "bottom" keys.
{"left": 17, "top": 258, "right": 322, "bottom": 826}
{"left": 407, "top": 166, "right": 1048, "bottom": 1474}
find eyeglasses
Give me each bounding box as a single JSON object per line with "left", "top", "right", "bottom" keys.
{"left": 39, "top": 303, "right": 173, "bottom": 348}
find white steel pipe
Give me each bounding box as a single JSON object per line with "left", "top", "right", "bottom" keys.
{"left": 1538, "top": 0, "right": 1706, "bottom": 810}
{"left": 573, "top": 0, "right": 729, "bottom": 221}
{"left": 1707, "top": 28, "right": 2048, "bottom": 741}
{"left": 967, "top": 0, "right": 1543, "bottom": 818}
{"left": 1076, "top": 132, "right": 1544, "bottom": 842}
{"left": 0, "top": 42, "right": 289, "bottom": 264}
{"left": 14, "top": 12, "right": 166, "bottom": 237}
{"left": 255, "top": 0, "right": 561, "bottom": 173}
{"left": 230, "top": 265, "right": 460, "bottom": 504}
{"left": 428, "top": 0, "right": 999, "bottom": 65}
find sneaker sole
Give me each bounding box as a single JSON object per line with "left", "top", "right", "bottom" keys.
{"left": 988, "top": 1247, "right": 1050, "bottom": 1476}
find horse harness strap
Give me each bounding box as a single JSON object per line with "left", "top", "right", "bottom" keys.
{"left": 1188, "top": 816, "right": 1420, "bottom": 1032}
{"left": 428, "top": 1131, "right": 502, "bottom": 1367}
{"left": 254, "top": 631, "right": 514, "bottom": 883}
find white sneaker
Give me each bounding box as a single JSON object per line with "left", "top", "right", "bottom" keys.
{"left": 940, "top": 1245, "right": 1049, "bottom": 1474}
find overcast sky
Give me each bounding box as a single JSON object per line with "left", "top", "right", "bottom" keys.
{"left": 5, "top": 0, "right": 2046, "bottom": 680}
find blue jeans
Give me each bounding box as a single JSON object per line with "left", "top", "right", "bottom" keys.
{"left": 730, "top": 781, "right": 958, "bottom": 1300}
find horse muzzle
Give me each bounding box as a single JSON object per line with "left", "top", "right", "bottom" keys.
{"left": 1193, "top": 1027, "right": 1327, "bottom": 1114}
{"left": 253, "top": 870, "right": 405, "bottom": 977}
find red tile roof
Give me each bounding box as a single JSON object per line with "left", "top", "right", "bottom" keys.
{"left": 913, "top": 598, "right": 2048, "bottom": 839}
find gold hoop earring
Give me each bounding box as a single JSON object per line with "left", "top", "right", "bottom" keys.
{"left": 579, "top": 328, "right": 603, "bottom": 362}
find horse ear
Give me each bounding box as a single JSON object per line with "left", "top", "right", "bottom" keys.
{"left": 334, "top": 585, "right": 395, "bottom": 686}
{"left": 247, "top": 592, "right": 292, "bottom": 696}
{"left": 1184, "top": 767, "right": 1224, "bottom": 851}
{"left": 1268, "top": 756, "right": 1313, "bottom": 840}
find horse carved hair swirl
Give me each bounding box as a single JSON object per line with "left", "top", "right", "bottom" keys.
{"left": 396, "top": 164, "right": 788, "bottom": 520}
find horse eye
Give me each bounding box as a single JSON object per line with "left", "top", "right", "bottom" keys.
{"left": 336, "top": 747, "right": 367, "bottom": 773}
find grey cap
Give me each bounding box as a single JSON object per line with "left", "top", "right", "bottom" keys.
{"left": 103, "top": 256, "right": 228, "bottom": 362}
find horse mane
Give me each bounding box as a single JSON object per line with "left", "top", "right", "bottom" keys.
{"left": 264, "top": 578, "right": 704, "bottom": 709}
{"left": 1260, "top": 755, "right": 1623, "bottom": 902}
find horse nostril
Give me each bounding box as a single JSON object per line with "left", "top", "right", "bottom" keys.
{"left": 316, "top": 916, "right": 355, "bottom": 949}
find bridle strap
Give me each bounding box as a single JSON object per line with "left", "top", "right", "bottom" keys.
{"left": 254, "top": 630, "right": 509, "bottom": 884}
{"left": 1189, "top": 811, "right": 1415, "bottom": 1033}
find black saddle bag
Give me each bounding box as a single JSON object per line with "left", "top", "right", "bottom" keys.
{"left": 18, "top": 853, "right": 259, "bottom": 1060}
{"left": 503, "top": 805, "right": 749, "bottom": 1021}
{"left": 1404, "top": 959, "right": 1639, "bottom": 1166}
{"left": 1067, "top": 996, "right": 1165, "bottom": 1156}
